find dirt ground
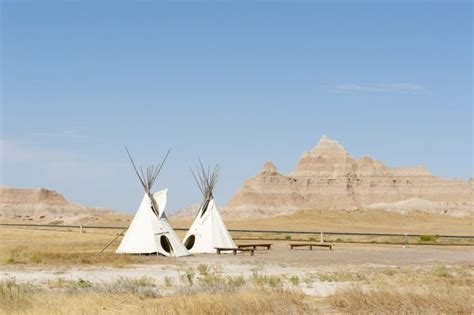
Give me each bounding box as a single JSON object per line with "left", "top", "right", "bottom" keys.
{"left": 1, "top": 227, "right": 472, "bottom": 314}
{"left": 2, "top": 242, "right": 472, "bottom": 296}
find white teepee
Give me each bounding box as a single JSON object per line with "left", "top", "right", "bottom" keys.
{"left": 182, "top": 163, "right": 236, "bottom": 253}
{"left": 116, "top": 149, "right": 190, "bottom": 257}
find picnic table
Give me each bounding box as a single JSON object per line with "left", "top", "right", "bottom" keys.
{"left": 289, "top": 243, "right": 333, "bottom": 250}
{"left": 237, "top": 243, "right": 273, "bottom": 250}
{"left": 215, "top": 247, "right": 255, "bottom": 256}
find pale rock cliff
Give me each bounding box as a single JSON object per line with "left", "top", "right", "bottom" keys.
{"left": 225, "top": 136, "right": 473, "bottom": 217}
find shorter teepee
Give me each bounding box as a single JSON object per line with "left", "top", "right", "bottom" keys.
{"left": 182, "top": 162, "right": 236, "bottom": 253}
{"left": 116, "top": 149, "right": 190, "bottom": 257}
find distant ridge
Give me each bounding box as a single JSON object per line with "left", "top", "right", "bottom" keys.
{"left": 0, "top": 187, "right": 130, "bottom": 225}
{"left": 224, "top": 136, "right": 473, "bottom": 218}
{"left": 1, "top": 187, "right": 69, "bottom": 206}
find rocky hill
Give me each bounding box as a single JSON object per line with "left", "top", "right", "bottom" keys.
{"left": 224, "top": 136, "right": 473, "bottom": 218}
{"left": 0, "top": 187, "right": 130, "bottom": 225}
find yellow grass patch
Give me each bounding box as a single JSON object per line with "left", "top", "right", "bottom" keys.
{"left": 0, "top": 227, "right": 159, "bottom": 266}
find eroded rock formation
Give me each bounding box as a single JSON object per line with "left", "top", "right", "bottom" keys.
{"left": 0, "top": 187, "right": 69, "bottom": 206}
{"left": 0, "top": 187, "right": 128, "bottom": 224}
{"left": 225, "top": 136, "right": 473, "bottom": 217}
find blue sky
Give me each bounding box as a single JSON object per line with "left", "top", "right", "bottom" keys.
{"left": 1, "top": 1, "right": 472, "bottom": 213}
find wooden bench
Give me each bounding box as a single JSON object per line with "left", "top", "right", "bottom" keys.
{"left": 215, "top": 247, "right": 255, "bottom": 256}
{"left": 237, "top": 243, "right": 273, "bottom": 250}
{"left": 289, "top": 243, "right": 333, "bottom": 250}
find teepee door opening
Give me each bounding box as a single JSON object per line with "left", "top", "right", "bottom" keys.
{"left": 159, "top": 235, "right": 173, "bottom": 254}
{"left": 184, "top": 234, "right": 196, "bottom": 250}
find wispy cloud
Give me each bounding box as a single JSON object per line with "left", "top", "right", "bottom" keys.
{"left": 331, "top": 83, "right": 425, "bottom": 94}
{"left": 31, "top": 129, "right": 87, "bottom": 140}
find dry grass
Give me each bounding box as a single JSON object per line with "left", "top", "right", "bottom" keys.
{"left": 330, "top": 282, "right": 472, "bottom": 314}
{"left": 329, "top": 265, "right": 474, "bottom": 314}
{"left": 0, "top": 228, "right": 160, "bottom": 266}
{"left": 172, "top": 208, "right": 473, "bottom": 236}
{"left": 1, "top": 265, "right": 472, "bottom": 314}
{"left": 0, "top": 277, "right": 317, "bottom": 315}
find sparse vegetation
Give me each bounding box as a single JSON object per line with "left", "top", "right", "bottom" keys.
{"left": 251, "top": 271, "right": 283, "bottom": 288}
{"left": 197, "top": 263, "right": 210, "bottom": 276}
{"left": 289, "top": 275, "right": 300, "bottom": 286}
{"left": 180, "top": 269, "right": 195, "bottom": 286}
{"left": 104, "top": 277, "right": 158, "bottom": 298}
{"left": 47, "top": 277, "right": 68, "bottom": 289}
{"left": 0, "top": 285, "right": 314, "bottom": 314}
{"left": 420, "top": 234, "right": 439, "bottom": 242}
{"left": 76, "top": 278, "right": 92, "bottom": 289}
{"left": 318, "top": 271, "right": 363, "bottom": 282}
{"left": 226, "top": 275, "right": 246, "bottom": 288}
{"left": 29, "top": 253, "right": 43, "bottom": 263}
{"left": 1, "top": 265, "right": 472, "bottom": 314}
{"left": 432, "top": 264, "right": 449, "bottom": 277}
{"left": 0, "top": 278, "right": 33, "bottom": 312}
{"left": 303, "top": 275, "right": 313, "bottom": 288}
{"left": 0, "top": 229, "right": 159, "bottom": 266}
{"left": 164, "top": 276, "right": 173, "bottom": 288}
{"left": 330, "top": 279, "right": 471, "bottom": 314}
{"left": 5, "top": 257, "right": 16, "bottom": 264}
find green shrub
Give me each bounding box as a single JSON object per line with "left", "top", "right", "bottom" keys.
{"left": 5, "top": 257, "right": 16, "bottom": 264}
{"left": 5, "top": 246, "right": 29, "bottom": 264}
{"left": 164, "top": 276, "right": 173, "bottom": 288}
{"left": 251, "top": 272, "right": 282, "bottom": 288}
{"left": 226, "top": 275, "right": 246, "bottom": 288}
{"left": 76, "top": 278, "right": 92, "bottom": 288}
{"left": 197, "top": 264, "right": 210, "bottom": 276}
{"left": 420, "top": 235, "right": 438, "bottom": 242}
{"left": 432, "top": 265, "right": 449, "bottom": 277}
{"left": 289, "top": 275, "right": 300, "bottom": 286}
{"left": 318, "top": 272, "right": 360, "bottom": 282}
{"left": 180, "top": 269, "right": 195, "bottom": 286}
{"left": 29, "top": 253, "right": 42, "bottom": 264}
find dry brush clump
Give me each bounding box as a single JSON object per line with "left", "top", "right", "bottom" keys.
{"left": 177, "top": 264, "right": 248, "bottom": 295}
{"left": 102, "top": 276, "right": 159, "bottom": 298}
{"left": 317, "top": 271, "right": 364, "bottom": 282}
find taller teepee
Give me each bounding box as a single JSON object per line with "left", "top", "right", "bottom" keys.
{"left": 182, "top": 162, "right": 236, "bottom": 253}
{"left": 116, "top": 149, "right": 190, "bottom": 257}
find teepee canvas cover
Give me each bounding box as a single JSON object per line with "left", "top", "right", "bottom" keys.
{"left": 116, "top": 149, "right": 189, "bottom": 257}
{"left": 182, "top": 163, "right": 236, "bottom": 253}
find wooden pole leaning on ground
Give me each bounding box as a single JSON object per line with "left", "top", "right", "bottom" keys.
{"left": 100, "top": 228, "right": 128, "bottom": 253}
